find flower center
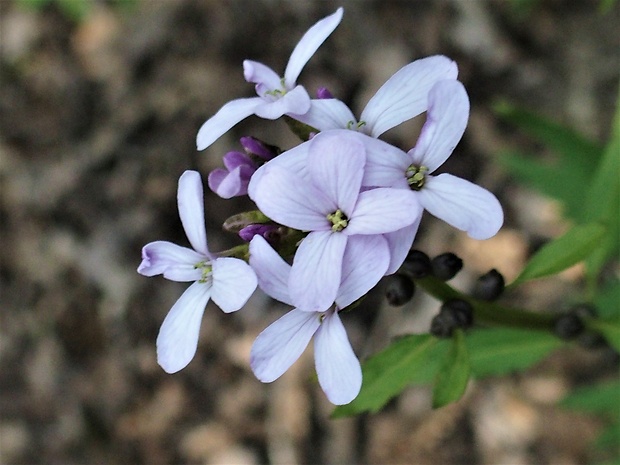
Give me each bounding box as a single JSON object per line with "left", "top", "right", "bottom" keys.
{"left": 327, "top": 209, "right": 348, "bottom": 232}
{"left": 346, "top": 120, "right": 367, "bottom": 131}
{"left": 264, "top": 77, "right": 287, "bottom": 98}
{"left": 194, "top": 261, "right": 213, "bottom": 283}
{"left": 406, "top": 164, "right": 428, "bottom": 191}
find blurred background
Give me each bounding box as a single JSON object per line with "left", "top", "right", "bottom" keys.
{"left": 1, "top": 1, "right": 618, "bottom": 464}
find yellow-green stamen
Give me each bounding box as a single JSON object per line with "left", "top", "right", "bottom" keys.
{"left": 406, "top": 165, "right": 428, "bottom": 191}
{"left": 327, "top": 209, "right": 348, "bottom": 232}
{"left": 194, "top": 261, "right": 213, "bottom": 283}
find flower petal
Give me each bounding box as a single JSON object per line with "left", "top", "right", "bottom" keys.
{"left": 360, "top": 55, "right": 459, "bottom": 137}
{"left": 196, "top": 97, "right": 262, "bottom": 151}
{"left": 336, "top": 235, "right": 390, "bottom": 309}
{"left": 211, "top": 257, "right": 257, "bottom": 313}
{"left": 138, "top": 241, "right": 204, "bottom": 281}
{"left": 254, "top": 85, "right": 311, "bottom": 119}
{"left": 247, "top": 141, "right": 311, "bottom": 199}
{"left": 249, "top": 236, "right": 294, "bottom": 306}
{"left": 156, "top": 281, "right": 212, "bottom": 373}
{"left": 250, "top": 165, "right": 331, "bottom": 231}
{"left": 383, "top": 216, "right": 421, "bottom": 275}
{"left": 361, "top": 134, "right": 411, "bottom": 187}
{"left": 408, "top": 80, "right": 470, "bottom": 172}
{"left": 208, "top": 166, "right": 243, "bottom": 199}
{"left": 307, "top": 130, "right": 366, "bottom": 216}
{"left": 250, "top": 308, "right": 321, "bottom": 382}
{"left": 420, "top": 174, "right": 503, "bottom": 240}
{"left": 243, "top": 60, "right": 281, "bottom": 92}
{"left": 289, "top": 230, "right": 347, "bottom": 311}
{"left": 314, "top": 311, "right": 362, "bottom": 405}
{"left": 177, "top": 170, "right": 209, "bottom": 256}
{"left": 289, "top": 99, "right": 356, "bottom": 132}
{"left": 283, "top": 7, "right": 344, "bottom": 88}
{"left": 346, "top": 188, "right": 421, "bottom": 235}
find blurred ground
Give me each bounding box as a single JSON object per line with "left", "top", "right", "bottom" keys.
{"left": 0, "top": 0, "right": 619, "bottom": 464}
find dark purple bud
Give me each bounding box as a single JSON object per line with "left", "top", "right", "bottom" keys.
{"left": 316, "top": 86, "right": 334, "bottom": 99}
{"left": 473, "top": 269, "right": 505, "bottom": 301}
{"left": 222, "top": 151, "right": 256, "bottom": 171}
{"left": 441, "top": 299, "right": 474, "bottom": 328}
{"left": 239, "top": 136, "right": 280, "bottom": 161}
{"left": 385, "top": 274, "right": 415, "bottom": 306}
{"left": 431, "top": 253, "right": 463, "bottom": 281}
{"left": 400, "top": 250, "right": 432, "bottom": 279}
{"left": 239, "top": 224, "right": 279, "bottom": 242}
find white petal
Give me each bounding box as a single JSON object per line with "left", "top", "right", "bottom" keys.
{"left": 314, "top": 311, "right": 362, "bottom": 405}
{"left": 289, "top": 231, "right": 347, "bottom": 312}
{"left": 361, "top": 134, "right": 411, "bottom": 187}
{"left": 247, "top": 141, "right": 311, "bottom": 200}
{"left": 289, "top": 99, "right": 355, "bottom": 132}
{"left": 243, "top": 60, "right": 281, "bottom": 91}
{"left": 211, "top": 257, "right": 257, "bottom": 313}
{"left": 249, "top": 236, "right": 294, "bottom": 306}
{"left": 138, "top": 241, "right": 204, "bottom": 280}
{"left": 250, "top": 165, "right": 332, "bottom": 231}
{"left": 346, "top": 188, "right": 421, "bottom": 235}
{"left": 156, "top": 281, "right": 212, "bottom": 373}
{"left": 307, "top": 131, "right": 366, "bottom": 216}
{"left": 250, "top": 308, "right": 321, "bottom": 382}
{"left": 284, "top": 7, "right": 344, "bottom": 88}
{"left": 177, "top": 170, "right": 209, "bottom": 256}
{"left": 383, "top": 216, "right": 422, "bottom": 275}
{"left": 336, "top": 235, "right": 390, "bottom": 309}
{"left": 196, "top": 97, "right": 262, "bottom": 150}
{"left": 254, "top": 85, "right": 311, "bottom": 119}
{"left": 420, "top": 174, "right": 503, "bottom": 240}
{"left": 409, "top": 80, "right": 470, "bottom": 172}
{"left": 360, "top": 55, "right": 459, "bottom": 137}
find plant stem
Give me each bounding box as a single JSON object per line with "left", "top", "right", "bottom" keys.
{"left": 415, "top": 276, "right": 556, "bottom": 331}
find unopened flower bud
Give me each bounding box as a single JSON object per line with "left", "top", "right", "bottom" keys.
{"left": 473, "top": 269, "right": 505, "bottom": 301}
{"left": 239, "top": 224, "right": 280, "bottom": 242}
{"left": 553, "top": 313, "right": 584, "bottom": 340}
{"left": 431, "top": 253, "right": 463, "bottom": 280}
{"left": 430, "top": 310, "right": 460, "bottom": 338}
{"left": 316, "top": 87, "right": 334, "bottom": 99}
{"left": 441, "top": 299, "right": 474, "bottom": 328}
{"left": 240, "top": 136, "right": 280, "bottom": 161}
{"left": 400, "top": 250, "right": 432, "bottom": 279}
{"left": 385, "top": 274, "right": 415, "bottom": 306}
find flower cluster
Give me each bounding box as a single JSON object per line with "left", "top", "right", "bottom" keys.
{"left": 138, "top": 7, "right": 503, "bottom": 405}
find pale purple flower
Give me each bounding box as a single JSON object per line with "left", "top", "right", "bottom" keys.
{"left": 290, "top": 55, "right": 458, "bottom": 138}
{"left": 138, "top": 170, "right": 257, "bottom": 373}
{"left": 249, "top": 130, "right": 421, "bottom": 311}
{"left": 363, "top": 79, "right": 504, "bottom": 242}
{"left": 208, "top": 151, "right": 257, "bottom": 199}
{"left": 196, "top": 8, "right": 343, "bottom": 151}
{"left": 248, "top": 234, "right": 389, "bottom": 405}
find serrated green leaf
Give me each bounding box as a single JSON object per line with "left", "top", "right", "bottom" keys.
{"left": 467, "top": 328, "right": 563, "bottom": 377}
{"left": 561, "top": 380, "right": 620, "bottom": 414}
{"left": 587, "top": 318, "right": 620, "bottom": 352}
{"left": 512, "top": 222, "right": 607, "bottom": 285}
{"left": 432, "top": 329, "right": 470, "bottom": 408}
{"left": 332, "top": 335, "right": 447, "bottom": 417}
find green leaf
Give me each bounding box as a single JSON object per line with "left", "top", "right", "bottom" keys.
{"left": 432, "top": 329, "right": 470, "bottom": 408}
{"left": 467, "top": 328, "right": 563, "bottom": 377}
{"left": 587, "top": 317, "right": 620, "bottom": 352}
{"left": 584, "top": 90, "right": 620, "bottom": 283}
{"left": 56, "top": 0, "right": 92, "bottom": 21}
{"left": 511, "top": 222, "right": 607, "bottom": 285}
{"left": 332, "top": 335, "right": 447, "bottom": 417}
{"left": 561, "top": 379, "right": 620, "bottom": 415}
{"left": 595, "top": 280, "right": 620, "bottom": 319}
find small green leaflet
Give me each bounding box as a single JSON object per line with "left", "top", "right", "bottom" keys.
{"left": 586, "top": 318, "right": 620, "bottom": 352}
{"left": 432, "top": 329, "right": 470, "bottom": 408}
{"left": 511, "top": 222, "right": 607, "bottom": 286}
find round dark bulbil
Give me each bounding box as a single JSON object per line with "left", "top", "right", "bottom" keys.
{"left": 431, "top": 253, "right": 463, "bottom": 280}
{"left": 430, "top": 310, "right": 460, "bottom": 338}
{"left": 553, "top": 313, "right": 585, "bottom": 340}
{"left": 441, "top": 299, "right": 474, "bottom": 328}
{"left": 385, "top": 274, "right": 415, "bottom": 306}
{"left": 473, "top": 269, "right": 505, "bottom": 301}
{"left": 400, "top": 250, "right": 432, "bottom": 278}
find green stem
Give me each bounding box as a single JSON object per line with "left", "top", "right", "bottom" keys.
{"left": 415, "top": 276, "right": 556, "bottom": 331}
